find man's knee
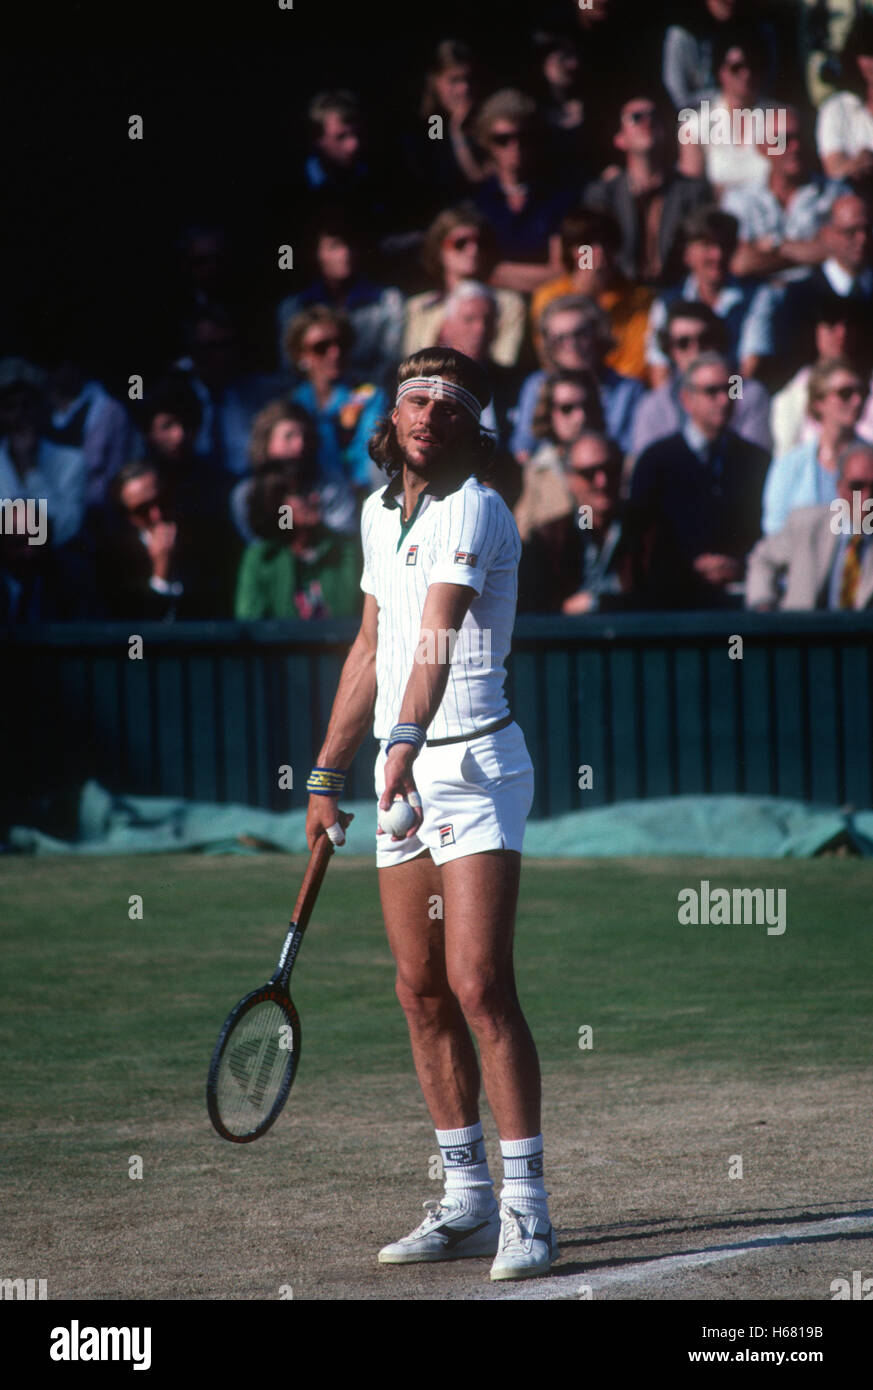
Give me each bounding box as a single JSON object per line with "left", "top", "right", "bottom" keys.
{"left": 450, "top": 970, "right": 517, "bottom": 1037}
{"left": 395, "top": 969, "right": 453, "bottom": 1026}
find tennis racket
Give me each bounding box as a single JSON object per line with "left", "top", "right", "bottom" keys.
{"left": 206, "top": 811, "right": 353, "bottom": 1142}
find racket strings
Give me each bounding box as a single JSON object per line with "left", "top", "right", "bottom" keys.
{"left": 215, "top": 999, "right": 294, "bottom": 1136}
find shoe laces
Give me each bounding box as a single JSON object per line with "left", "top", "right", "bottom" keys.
{"left": 499, "top": 1205, "right": 529, "bottom": 1251}
{"left": 413, "top": 1198, "right": 458, "bottom": 1236}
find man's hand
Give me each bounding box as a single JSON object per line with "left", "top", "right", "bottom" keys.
{"left": 145, "top": 521, "right": 177, "bottom": 580}
{"left": 693, "top": 553, "right": 743, "bottom": 587}
{"left": 306, "top": 794, "right": 341, "bottom": 852}
{"left": 378, "top": 744, "right": 423, "bottom": 840}
{"left": 562, "top": 589, "right": 594, "bottom": 615}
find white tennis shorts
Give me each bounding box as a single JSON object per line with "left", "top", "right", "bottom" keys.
{"left": 374, "top": 720, "right": 534, "bottom": 868}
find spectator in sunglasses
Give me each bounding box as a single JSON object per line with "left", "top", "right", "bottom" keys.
{"left": 510, "top": 295, "right": 645, "bottom": 461}
{"left": 471, "top": 90, "right": 577, "bottom": 295}
{"left": 519, "top": 430, "right": 636, "bottom": 615}
{"left": 761, "top": 358, "right": 869, "bottom": 535}
{"left": 276, "top": 210, "right": 404, "bottom": 391}
{"left": 627, "top": 351, "right": 770, "bottom": 608}
{"left": 95, "top": 461, "right": 237, "bottom": 619}
{"left": 677, "top": 30, "right": 783, "bottom": 200}
{"left": 662, "top": 0, "right": 778, "bottom": 111}
{"left": 282, "top": 305, "right": 388, "bottom": 518}
{"left": 514, "top": 370, "right": 605, "bottom": 543}
{"left": 530, "top": 210, "right": 654, "bottom": 382}
{"left": 770, "top": 296, "right": 873, "bottom": 458}
{"left": 130, "top": 374, "right": 240, "bottom": 542}
{"left": 582, "top": 91, "right": 711, "bottom": 286}
{"left": 632, "top": 300, "right": 771, "bottom": 457}
{"left": 402, "top": 204, "right": 526, "bottom": 368}
{"left": 645, "top": 206, "right": 774, "bottom": 387}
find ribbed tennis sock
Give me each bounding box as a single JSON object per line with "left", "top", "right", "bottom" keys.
{"left": 499, "top": 1134, "right": 550, "bottom": 1221}
{"left": 436, "top": 1122, "right": 495, "bottom": 1214}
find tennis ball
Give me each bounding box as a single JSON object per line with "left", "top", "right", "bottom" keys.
{"left": 378, "top": 797, "right": 418, "bottom": 836}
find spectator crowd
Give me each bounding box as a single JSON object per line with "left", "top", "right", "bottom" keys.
{"left": 3, "top": 0, "right": 873, "bottom": 622}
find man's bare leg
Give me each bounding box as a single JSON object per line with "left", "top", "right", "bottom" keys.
{"left": 378, "top": 850, "right": 552, "bottom": 1274}
{"left": 440, "top": 849, "right": 541, "bottom": 1140}
{"left": 379, "top": 847, "right": 540, "bottom": 1140}
{"left": 378, "top": 850, "right": 481, "bottom": 1129}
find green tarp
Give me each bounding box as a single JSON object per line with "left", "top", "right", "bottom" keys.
{"left": 8, "top": 781, "right": 873, "bottom": 858}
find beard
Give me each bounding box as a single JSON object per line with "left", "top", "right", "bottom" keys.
{"left": 397, "top": 421, "right": 471, "bottom": 477}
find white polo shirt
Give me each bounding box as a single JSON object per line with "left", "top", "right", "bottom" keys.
{"left": 360, "top": 471, "right": 520, "bottom": 741}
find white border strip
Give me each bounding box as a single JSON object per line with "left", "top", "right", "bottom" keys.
{"left": 483, "top": 1211, "right": 873, "bottom": 1301}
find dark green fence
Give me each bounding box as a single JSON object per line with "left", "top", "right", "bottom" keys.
{"left": 4, "top": 613, "right": 873, "bottom": 827}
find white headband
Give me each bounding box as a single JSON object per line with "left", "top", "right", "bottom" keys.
{"left": 396, "top": 375, "right": 483, "bottom": 422}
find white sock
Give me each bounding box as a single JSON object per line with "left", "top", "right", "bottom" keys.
{"left": 436, "top": 1122, "right": 495, "bottom": 1213}
{"left": 499, "top": 1135, "right": 550, "bottom": 1222}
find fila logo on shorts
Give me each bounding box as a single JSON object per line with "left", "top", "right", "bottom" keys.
{"left": 439, "top": 823, "right": 455, "bottom": 847}
{"left": 406, "top": 544, "right": 419, "bottom": 565}
{"left": 454, "top": 551, "right": 477, "bottom": 566}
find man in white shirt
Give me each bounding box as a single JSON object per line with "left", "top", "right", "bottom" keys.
{"left": 816, "top": 8, "right": 873, "bottom": 180}
{"left": 724, "top": 107, "right": 849, "bottom": 277}
{"left": 305, "top": 348, "right": 556, "bottom": 1282}
{"left": 0, "top": 358, "right": 87, "bottom": 550}
{"left": 46, "top": 362, "right": 130, "bottom": 511}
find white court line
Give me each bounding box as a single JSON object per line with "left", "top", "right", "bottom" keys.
{"left": 482, "top": 1211, "right": 873, "bottom": 1301}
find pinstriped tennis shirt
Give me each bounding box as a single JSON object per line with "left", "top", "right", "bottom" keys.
{"left": 360, "top": 471, "right": 521, "bottom": 741}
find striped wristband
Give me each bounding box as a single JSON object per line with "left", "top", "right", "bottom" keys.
{"left": 385, "top": 723, "right": 426, "bottom": 755}
{"left": 306, "top": 766, "right": 346, "bottom": 796}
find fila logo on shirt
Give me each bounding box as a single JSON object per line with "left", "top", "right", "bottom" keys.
{"left": 439, "top": 823, "right": 455, "bottom": 847}
{"left": 454, "top": 551, "right": 477, "bottom": 567}
{"left": 406, "top": 545, "right": 419, "bottom": 565}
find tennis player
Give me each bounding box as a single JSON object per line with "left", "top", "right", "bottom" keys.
{"left": 305, "top": 348, "right": 556, "bottom": 1281}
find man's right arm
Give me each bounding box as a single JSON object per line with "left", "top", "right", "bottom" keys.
{"left": 305, "top": 591, "right": 379, "bottom": 849}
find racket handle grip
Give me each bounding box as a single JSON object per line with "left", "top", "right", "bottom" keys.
{"left": 291, "top": 810, "right": 354, "bottom": 927}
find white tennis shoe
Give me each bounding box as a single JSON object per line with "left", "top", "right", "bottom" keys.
{"left": 378, "top": 1197, "right": 500, "bottom": 1264}
{"left": 489, "top": 1203, "right": 558, "bottom": 1280}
